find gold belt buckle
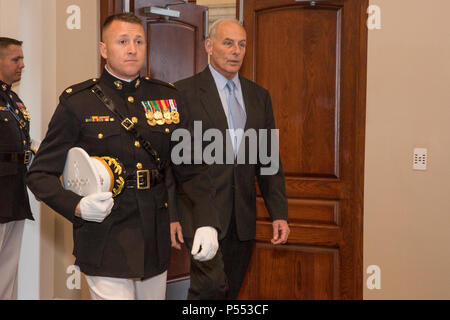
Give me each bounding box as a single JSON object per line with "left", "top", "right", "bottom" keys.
{"left": 24, "top": 151, "right": 31, "bottom": 164}
{"left": 136, "top": 170, "right": 150, "bottom": 190}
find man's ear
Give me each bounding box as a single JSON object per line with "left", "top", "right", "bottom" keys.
{"left": 99, "top": 42, "right": 107, "bottom": 60}
{"left": 205, "top": 38, "right": 212, "bottom": 56}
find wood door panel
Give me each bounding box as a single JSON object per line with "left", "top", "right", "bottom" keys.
{"left": 134, "top": 0, "right": 208, "bottom": 81}
{"left": 254, "top": 5, "right": 341, "bottom": 178}
{"left": 259, "top": 177, "right": 350, "bottom": 199}
{"left": 147, "top": 22, "right": 196, "bottom": 82}
{"left": 257, "top": 197, "right": 339, "bottom": 227}
{"left": 255, "top": 222, "right": 340, "bottom": 247}
{"left": 239, "top": 243, "right": 339, "bottom": 300}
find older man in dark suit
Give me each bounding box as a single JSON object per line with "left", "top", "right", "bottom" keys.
{"left": 171, "top": 19, "right": 290, "bottom": 300}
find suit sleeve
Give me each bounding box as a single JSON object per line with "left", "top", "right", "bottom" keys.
{"left": 256, "top": 89, "right": 289, "bottom": 222}
{"left": 26, "top": 99, "right": 83, "bottom": 223}
{"left": 169, "top": 91, "right": 221, "bottom": 232}
{"left": 164, "top": 165, "right": 180, "bottom": 223}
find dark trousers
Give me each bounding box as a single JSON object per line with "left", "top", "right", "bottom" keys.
{"left": 185, "top": 213, "right": 254, "bottom": 300}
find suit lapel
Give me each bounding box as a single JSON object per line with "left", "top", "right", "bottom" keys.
{"left": 197, "top": 68, "right": 260, "bottom": 133}
{"left": 198, "top": 68, "right": 229, "bottom": 133}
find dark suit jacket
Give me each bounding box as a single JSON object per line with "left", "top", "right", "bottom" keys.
{"left": 174, "top": 67, "right": 288, "bottom": 241}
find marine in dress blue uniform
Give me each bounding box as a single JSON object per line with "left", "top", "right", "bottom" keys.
{"left": 0, "top": 37, "right": 33, "bottom": 299}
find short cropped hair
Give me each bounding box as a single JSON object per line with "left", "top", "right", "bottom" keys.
{"left": 208, "top": 18, "right": 243, "bottom": 41}
{"left": 0, "top": 37, "right": 23, "bottom": 57}
{"left": 103, "top": 12, "right": 142, "bottom": 33}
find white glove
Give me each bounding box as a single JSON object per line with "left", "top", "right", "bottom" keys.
{"left": 30, "top": 138, "right": 41, "bottom": 154}
{"left": 79, "top": 192, "right": 114, "bottom": 223}
{"left": 191, "top": 226, "right": 219, "bottom": 262}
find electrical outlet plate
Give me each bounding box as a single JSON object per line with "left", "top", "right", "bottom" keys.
{"left": 413, "top": 148, "right": 427, "bottom": 171}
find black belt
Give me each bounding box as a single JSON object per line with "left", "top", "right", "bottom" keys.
{"left": 0, "top": 151, "right": 31, "bottom": 164}
{"left": 125, "top": 169, "right": 164, "bottom": 190}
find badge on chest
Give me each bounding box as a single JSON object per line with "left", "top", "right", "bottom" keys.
{"left": 141, "top": 99, "right": 180, "bottom": 126}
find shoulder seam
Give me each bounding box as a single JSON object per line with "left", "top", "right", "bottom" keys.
{"left": 61, "top": 78, "right": 98, "bottom": 99}
{"left": 143, "top": 76, "right": 177, "bottom": 90}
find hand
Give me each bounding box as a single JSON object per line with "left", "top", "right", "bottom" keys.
{"left": 77, "top": 192, "right": 114, "bottom": 223}
{"left": 191, "top": 226, "right": 219, "bottom": 262}
{"left": 170, "top": 222, "right": 184, "bottom": 250}
{"left": 271, "top": 220, "right": 290, "bottom": 245}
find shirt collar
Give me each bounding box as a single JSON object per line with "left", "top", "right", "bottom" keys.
{"left": 209, "top": 64, "right": 240, "bottom": 91}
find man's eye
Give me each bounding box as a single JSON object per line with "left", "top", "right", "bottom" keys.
{"left": 120, "top": 40, "right": 127, "bottom": 45}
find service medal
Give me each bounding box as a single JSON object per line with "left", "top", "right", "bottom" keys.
{"left": 163, "top": 111, "right": 172, "bottom": 120}
{"left": 147, "top": 119, "right": 157, "bottom": 126}
{"left": 154, "top": 111, "right": 163, "bottom": 120}
{"left": 146, "top": 111, "right": 154, "bottom": 121}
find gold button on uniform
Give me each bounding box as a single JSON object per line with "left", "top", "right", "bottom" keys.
{"left": 136, "top": 163, "right": 143, "bottom": 170}
{"left": 4, "top": 118, "right": 8, "bottom": 122}
{"left": 98, "top": 133, "right": 104, "bottom": 139}
{"left": 132, "top": 117, "right": 138, "bottom": 124}
{"left": 128, "top": 96, "right": 134, "bottom": 103}
{"left": 134, "top": 141, "right": 141, "bottom": 148}
{"left": 165, "top": 128, "right": 170, "bottom": 134}
{"left": 164, "top": 203, "right": 168, "bottom": 208}
{"left": 23, "top": 140, "right": 27, "bottom": 145}
{"left": 66, "top": 88, "right": 73, "bottom": 94}
{"left": 15, "top": 109, "right": 19, "bottom": 114}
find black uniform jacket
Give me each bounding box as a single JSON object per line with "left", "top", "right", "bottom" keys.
{"left": 174, "top": 67, "right": 288, "bottom": 242}
{"left": 26, "top": 71, "right": 216, "bottom": 279}
{"left": 0, "top": 80, "right": 33, "bottom": 223}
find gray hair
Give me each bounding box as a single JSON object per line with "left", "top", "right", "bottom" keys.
{"left": 208, "top": 18, "right": 243, "bottom": 41}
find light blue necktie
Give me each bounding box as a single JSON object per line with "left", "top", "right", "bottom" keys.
{"left": 226, "top": 80, "right": 246, "bottom": 155}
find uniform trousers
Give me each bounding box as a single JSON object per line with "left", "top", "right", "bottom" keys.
{"left": 0, "top": 220, "right": 25, "bottom": 300}
{"left": 85, "top": 271, "right": 168, "bottom": 300}
{"left": 185, "top": 212, "right": 254, "bottom": 300}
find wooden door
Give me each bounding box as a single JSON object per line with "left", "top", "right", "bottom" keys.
{"left": 100, "top": 0, "right": 208, "bottom": 283}
{"left": 238, "top": 0, "right": 368, "bottom": 299}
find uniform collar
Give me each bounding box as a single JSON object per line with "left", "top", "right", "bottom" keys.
{"left": 0, "top": 80, "right": 11, "bottom": 93}
{"left": 100, "top": 68, "right": 141, "bottom": 93}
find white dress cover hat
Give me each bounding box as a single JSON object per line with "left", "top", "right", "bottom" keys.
{"left": 62, "top": 147, "right": 125, "bottom": 197}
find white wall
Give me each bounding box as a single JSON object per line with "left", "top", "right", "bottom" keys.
{"left": 0, "top": 0, "right": 54, "bottom": 300}
{"left": 0, "top": 0, "right": 99, "bottom": 300}
{"left": 364, "top": 0, "right": 450, "bottom": 299}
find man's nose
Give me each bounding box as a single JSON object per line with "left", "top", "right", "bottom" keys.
{"left": 231, "top": 43, "right": 242, "bottom": 55}
{"left": 128, "top": 42, "right": 137, "bottom": 54}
